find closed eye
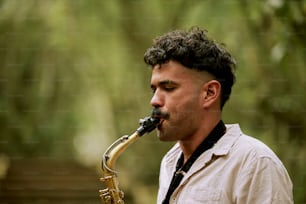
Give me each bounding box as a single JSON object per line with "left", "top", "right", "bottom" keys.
{"left": 163, "top": 86, "right": 176, "bottom": 92}
{"left": 160, "top": 80, "right": 178, "bottom": 92}
{"left": 150, "top": 80, "right": 179, "bottom": 94}
{"left": 150, "top": 85, "right": 156, "bottom": 94}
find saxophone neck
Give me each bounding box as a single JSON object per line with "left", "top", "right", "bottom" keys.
{"left": 102, "top": 132, "right": 139, "bottom": 174}
{"left": 100, "top": 116, "right": 160, "bottom": 204}
{"left": 102, "top": 116, "right": 160, "bottom": 173}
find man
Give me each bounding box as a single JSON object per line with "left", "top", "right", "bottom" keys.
{"left": 144, "top": 27, "right": 293, "bottom": 204}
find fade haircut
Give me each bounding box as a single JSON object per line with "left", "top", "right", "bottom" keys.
{"left": 144, "top": 27, "right": 236, "bottom": 109}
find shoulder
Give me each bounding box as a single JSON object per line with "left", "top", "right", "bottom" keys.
{"left": 223, "top": 124, "right": 289, "bottom": 174}
{"left": 223, "top": 126, "right": 294, "bottom": 202}
{"left": 238, "top": 133, "right": 279, "bottom": 162}
{"left": 223, "top": 124, "right": 279, "bottom": 158}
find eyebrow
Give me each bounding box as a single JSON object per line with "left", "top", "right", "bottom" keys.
{"left": 151, "top": 80, "right": 179, "bottom": 89}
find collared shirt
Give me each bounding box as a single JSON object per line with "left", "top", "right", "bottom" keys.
{"left": 157, "top": 124, "right": 293, "bottom": 204}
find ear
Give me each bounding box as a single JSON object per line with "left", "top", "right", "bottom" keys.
{"left": 201, "top": 80, "right": 221, "bottom": 109}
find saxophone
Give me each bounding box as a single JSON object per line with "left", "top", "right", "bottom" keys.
{"left": 99, "top": 116, "right": 160, "bottom": 204}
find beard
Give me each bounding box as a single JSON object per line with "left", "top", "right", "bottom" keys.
{"left": 156, "top": 108, "right": 200, "bottom": 142}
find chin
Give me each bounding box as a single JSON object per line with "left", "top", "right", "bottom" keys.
{"left": 157, "top": 132, "right": 166, "bottom": 141}
{"left": 158, "top": 137, "right": 168, "bottom": 142}
{"left": 157, "top": 133, "right": 175, "bottom": 142}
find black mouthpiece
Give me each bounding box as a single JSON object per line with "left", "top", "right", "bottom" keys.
{"left": 137, "top": 117, "right": 160, "bottom": 136}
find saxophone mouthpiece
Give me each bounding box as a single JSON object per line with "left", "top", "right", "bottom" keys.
{"left": 137, "top": 115, "right": 160, "bottom": 136}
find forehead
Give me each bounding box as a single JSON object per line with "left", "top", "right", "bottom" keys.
{"left": 150, "top": 61, "right": 210, "bottom": 84}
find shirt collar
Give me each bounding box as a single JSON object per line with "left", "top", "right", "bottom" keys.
{"left": 163, "top": 124, "right": 242, "bottom": 178}
{"left": 186, "top": 124, "right": 241, "bottom": 173}
{"left": 212, "top": 124, "right": 242, "bottom": 156}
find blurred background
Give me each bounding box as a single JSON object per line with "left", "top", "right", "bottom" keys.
{"left": 0, "top": 0, "right": 305, "bottom": 203}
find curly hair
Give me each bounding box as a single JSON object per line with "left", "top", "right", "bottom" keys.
{"left": 144, "top": 27, "right": 236, "bottom": 109}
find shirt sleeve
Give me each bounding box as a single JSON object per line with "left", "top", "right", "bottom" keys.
{"left": 234, "top": 156, "right": 293, "bottom": 204}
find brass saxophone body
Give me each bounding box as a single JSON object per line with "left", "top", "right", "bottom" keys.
{"left": 99, "top": 116, "right": 160, "bottom": 204}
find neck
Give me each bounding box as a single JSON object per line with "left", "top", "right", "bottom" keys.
{"left": 179, "top": 114, "right": 221, "bottom": 162}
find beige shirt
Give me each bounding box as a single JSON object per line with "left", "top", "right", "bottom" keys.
{"left": 157, "top": 124, "right": 293, "bottom": 204}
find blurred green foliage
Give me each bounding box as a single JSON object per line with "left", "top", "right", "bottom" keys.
{"left": 0, "top": 0, "right": 305, "bottom": 203}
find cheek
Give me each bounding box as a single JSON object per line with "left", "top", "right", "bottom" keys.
{"left": 165, "top": 87, "right": 202, "bottom": 115}
{"left": 171, "top": 97, "right": 202, "bottom": 121}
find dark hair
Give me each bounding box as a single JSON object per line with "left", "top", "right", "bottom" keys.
{"left": 144, "top": 27, "right": 236, "bottom": 109}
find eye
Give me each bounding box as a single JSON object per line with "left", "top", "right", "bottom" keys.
{"left": 163, "top": 85, "right": 176, "bottom": 92}
{"left": 151, "top": 86, "right": 156, "bottom": 94}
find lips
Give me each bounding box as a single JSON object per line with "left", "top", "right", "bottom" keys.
{"left": 151, "top": 108, "right": 169, "bottom": 131}
{"left": 157, "top": 119, "right": 165, "bottom": 130}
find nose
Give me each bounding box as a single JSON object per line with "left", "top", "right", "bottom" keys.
{"left": 150, "top": 90, "right": 164, "bottom": 108}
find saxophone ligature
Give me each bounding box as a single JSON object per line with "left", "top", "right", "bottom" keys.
{"left": 99, "top": 115, "right": 160, "bottom": 204}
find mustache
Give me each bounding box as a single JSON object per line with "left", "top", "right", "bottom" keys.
{"left": 151, "top": 108, "right": 170, "bottom": 119}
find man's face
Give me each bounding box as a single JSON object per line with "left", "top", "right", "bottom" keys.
{"left": 150, "top": 60, "right": 208, "bottom": 141}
